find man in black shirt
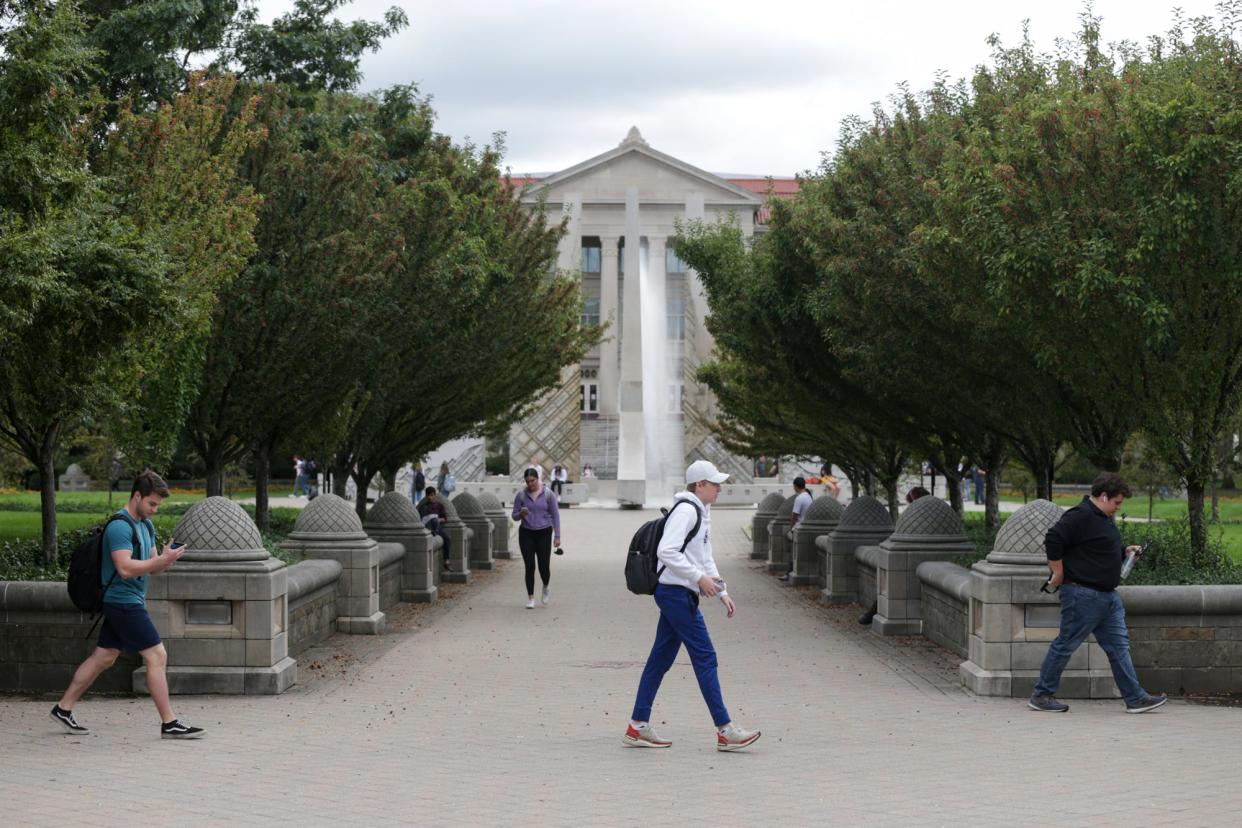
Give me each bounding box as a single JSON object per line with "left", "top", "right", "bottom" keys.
{"left": 1029, "top": 473, "right": 1167, "bottom": 714}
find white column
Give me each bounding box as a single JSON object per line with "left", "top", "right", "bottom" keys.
{"left": 616, "top": 187, "right": 646, "bottom": 498}
{"left": 598, "top": 235, "right": 620, "bottom": 416}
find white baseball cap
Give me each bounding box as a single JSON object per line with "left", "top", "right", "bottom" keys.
{"left": 685, "top": 459, "right": 729, "bottom": 485}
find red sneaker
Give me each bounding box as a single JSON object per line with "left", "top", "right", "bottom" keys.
{"left": 622, "top": 723, "right": 672, "bottom": 748}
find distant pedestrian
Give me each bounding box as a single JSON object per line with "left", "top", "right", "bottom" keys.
{"left": 582, "top": 463, "right": 595, "bottom": 478}
{"left": 512, "top": 468, "right": 560, "bottom": 609}
{"left": 417, "top": 487, "right": 452, "bottom": 571}
{"left": 437, "top": 462, "right": 456, "bottom": 497}
{"left": 50, "top": 471, "right": 204, "bottom": 740}
{"left": 779, "top": 477, "right": 812, "bottom": 582}
{"left": 293, "top": 455, "right": 307, "bottom": 496}
{"left": 1028, "top": 473, "right": 1167, "bottom": 714}
{"left": 623, "top": 460, "right": 760, "bottom": 752}
{"left": 551, "top": 463, "right": 568, "bottom": 497}
{"left": 972, "top": 466, "right": 986, "bottom": 505}
{"left": 411, "top": 463, "right": 425, "bottom": 505}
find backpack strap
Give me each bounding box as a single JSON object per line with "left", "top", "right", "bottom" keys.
{"left": 656, "top": 500, "right": 704, "bottom": 578}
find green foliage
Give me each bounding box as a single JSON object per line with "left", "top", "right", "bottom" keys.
{"left": 1120, "top": 518, "right": 1242, "bottom": 585}
{"left": 222, "top": 0, "right": 408, "bottom": 94}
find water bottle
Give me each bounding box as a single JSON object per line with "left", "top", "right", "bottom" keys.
{"left": 1120, "top": 551, "right": 1137, "bottom": 579}
{"left": 1120, "top": 541, "right": 1151, "bottom": 580}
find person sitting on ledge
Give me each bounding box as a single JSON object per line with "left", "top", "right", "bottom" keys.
{"left": 417, "top": 486, "right": 453, "bottom": 571}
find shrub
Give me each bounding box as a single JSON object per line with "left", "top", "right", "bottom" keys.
{"left": 1120, "top": 519, "right": 1242, "bottom": 585}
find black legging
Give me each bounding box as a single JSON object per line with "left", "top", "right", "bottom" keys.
{"left": 519, "top": 526, "right": 553, "bottom": 595}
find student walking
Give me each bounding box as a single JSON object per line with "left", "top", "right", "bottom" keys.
{"left": 50, "top": 471, "right": 204, "bottom": 739}
{"left": 623, "top": 460, "right": 760, "bottom": 752}
{"left": 511, "top": 467, "right": 561, "bottom": 609}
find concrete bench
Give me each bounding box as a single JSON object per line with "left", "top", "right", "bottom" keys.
{"left": 715, "top": 482, "right": 787, "bottom": 506}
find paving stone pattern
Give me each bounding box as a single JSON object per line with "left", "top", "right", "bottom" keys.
{"left": 1, "top": 508, "right": 1240, "bottom": 826}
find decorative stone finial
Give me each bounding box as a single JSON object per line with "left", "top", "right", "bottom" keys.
{"left": 620, "top": 126, "right": 648, "bottom": 146}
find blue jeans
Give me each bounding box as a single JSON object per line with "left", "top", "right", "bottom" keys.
{"left": 631, "top": 584, "right": 731, "bottom": 727}
{"left": 295, "top": 474, "right": 307, "bottom": 495}
{"left": 1033, "top": 584, "right": 1146, "bottom": 705}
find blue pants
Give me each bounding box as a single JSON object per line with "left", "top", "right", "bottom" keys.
{"left": 1033, "top": 584, "right": 1146, "bottom": 705}
{"left": 631, "top": 584, "right": 731, "bottom": 727}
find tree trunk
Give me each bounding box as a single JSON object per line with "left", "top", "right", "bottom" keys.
{"left": 352, "top": 468, "right": 370, "bottom": 522}
{"left": 331, "top": 460, "right": 349, "bottom": 497}
{"left": 882, "top": 473, "right": 900, "bottom": 520}
{"left": 979, "top": 440, "right": 1006, "bottom": 534}
{"left": 39, "top": 435, "right": 58, "bottom": 566}
{"left": 945, "top": 472, "right": 963, "bottom": 516}
{"left": 1210, "top": 474, "right": 1219, "bottom": 523}
{"left": 205, "top": 455, "right": 225, "bottom": 497}
{"left": 382, "top": 467, "right": 397, "bottom": 494}
{"left": 1186, "top": 476, "right": 1207, "bottom": 560}
{"left": 254, "top": 444, "right": 271, "bottom": 532}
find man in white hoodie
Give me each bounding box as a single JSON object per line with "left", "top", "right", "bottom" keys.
{"left": 622, "top": 460, "right": 762, "bottom": 752}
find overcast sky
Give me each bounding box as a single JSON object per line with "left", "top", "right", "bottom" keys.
{"left": 256, "top": 0, "right": 1222, "bottom": 176}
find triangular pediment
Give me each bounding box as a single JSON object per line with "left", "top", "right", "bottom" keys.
{"left": 520, "top": 130, "right": 763, "bottom": 206}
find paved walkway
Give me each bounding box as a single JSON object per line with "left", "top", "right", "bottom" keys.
{"left": 2, "top": 507, "right": 1240, "bottom": 826}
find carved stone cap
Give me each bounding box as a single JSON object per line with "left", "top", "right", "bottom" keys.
{"left": 289, "top": 493, "right": 366, "bottom": 541}
{"left": 173, "top": 497, "right": 268, "bottom": 563}
{"left": 451, "top": 492, "right": 484, "bottom": 517}
{"left": 838, "top": 496, "right": 894, "bottom": 530}
{"left": 775, "top": 495, "right": 798, "bottom": 517}
{"left": 804, "top": 496, "right": 845, "bottom": 523}
{"left": 987, "top": 499, "right": 1064, "bottom": 565}
{"left": 756, "top": 492, "right": 785, "bottom": 514}
{"left": 477, "top": 492, "right": 504, "bottom": 512}
{"left": 889, "top": 496, "right": 967, "bottom": 543}
{"left": 365, "top": 492, "right": 419, "bottom": 530}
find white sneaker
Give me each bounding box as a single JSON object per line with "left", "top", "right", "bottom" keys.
{"left": 541, "top": 587, "right": 550, "bottom": 606}
{"left": 525, "top": 598, "right": 535, "bottom": 609}
{"left": 717, "top": 723, "right": 761, "bottom": 752}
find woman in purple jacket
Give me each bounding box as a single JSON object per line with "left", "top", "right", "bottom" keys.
{"left": 512, "top": 467, "right": 561, "bottom": 609}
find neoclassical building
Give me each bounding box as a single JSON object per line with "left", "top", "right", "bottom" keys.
{"left": 508, "top": 127, "right": 797, "bottom": 497}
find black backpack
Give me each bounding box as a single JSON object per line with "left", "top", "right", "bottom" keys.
{"left": 67, "top": 514, "right": 142, "bottom": 617}
{"left": 625, "top": 500, "right": 702, "bottom": 595}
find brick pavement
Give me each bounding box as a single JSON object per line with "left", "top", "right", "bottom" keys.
{"left": 2, "top": 506, "right": 1241, "bottom": 826}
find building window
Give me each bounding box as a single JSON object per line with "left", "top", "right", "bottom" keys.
{"left": 580, "top": 383, "right": 599, "bottom": 413}
{"left": 667, "top": 383, "right": 684, "bottom": 414}
{"left": 666, "top": 247, "right": 688, "bottom": 273}
{"left": 581, "top": 242, "right": 601, "bottom": 274}
{"left": 667, "top": 295, "right": 685, "bottom": 341}
{"left": 581, "top": 295, "right": 600, "bottom": 327}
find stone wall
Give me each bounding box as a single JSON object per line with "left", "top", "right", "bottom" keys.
{"left": 286, "top": 561, "right": 342, "bottom": 657}
{"left": 917, "top": 562, "right": 970, "bottom": 658}
{"left": 0, "top": 581, "right": 140, "bottom": 692}
{"left": 378, "top": 542, "right": 405, "bottom": 612}
{"left": 1122, "top": 585, "right": 1242, "bottom": 695}
{"left": 857, "top": 547, "right": 878, "bottom": 612}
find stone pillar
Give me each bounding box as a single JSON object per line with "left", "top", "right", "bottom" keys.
{"left": 364, "top": 492, "right": 438, "bottom": 604}
{"left": 616, "top": 187, "right": 645, "bottom": 505}
{"left": 440, "top": 498, "right": 473, "bottom": 584}
{"left": 477, "top": 492, "right": 511, "bottom": 559}
{"left": 821, "top": 496, "right": 894, "bottom": 604}
{"left": 280, "top": 494, "right": 385, "bottom": 634}
{"left": 766, "top": 495, "right": 796, "bottom": 574}
{"left": 599, "top": 235, "right": 620, "bottom": 417}
{"left": 140, "top": 497, "right": 296, "bottom": 695}
{"left": 452, "top": 492, "right": 495, "bottom": 571}
{"left": 871, "top": 497, "right": 975, "bottom": 636}
{"left": 790, "top": 497, "right": 844, "bottom": 585}
{"left": 752, "top": 493, "right": 784, "bottom": 560}
{"left": 958, "top": 499, "right": 1113, "bottom": 698}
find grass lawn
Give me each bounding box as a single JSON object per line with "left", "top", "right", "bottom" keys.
{"left": 0, "top": 511, "right": 110, "bottom": 544}
{"left": 0, "top": 486, "right": 298, "bottom": 545}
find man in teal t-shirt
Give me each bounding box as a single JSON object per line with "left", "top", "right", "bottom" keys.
{"left": 51, "top": 471, "right": 206, "bottom": 740}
